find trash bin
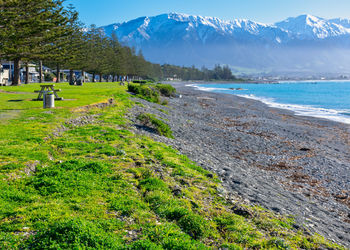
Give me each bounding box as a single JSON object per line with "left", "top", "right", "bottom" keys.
{"left": 43, "top": 91, "right": 55, "bottom": 108}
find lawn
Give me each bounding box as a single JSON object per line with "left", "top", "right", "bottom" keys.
{"left": 0, "top": 82, "right": 344, "bottom": 249}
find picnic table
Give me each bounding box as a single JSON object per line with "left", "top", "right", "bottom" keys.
{"left": 34, "top": 84, "right": 63, "bottom": 101}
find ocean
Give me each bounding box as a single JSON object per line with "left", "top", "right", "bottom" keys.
{"left": 189, "top": 81, "right": 350, "bottom": 125}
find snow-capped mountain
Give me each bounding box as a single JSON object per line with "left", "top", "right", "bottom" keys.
{"left": 329, "top": 18, "right": 350, "bottom": 29}
{"left": 101, "top": 13, "right": 350, "bottom": 75}
{"left": 275, "top": 14, "right": 350, "bottom": 40}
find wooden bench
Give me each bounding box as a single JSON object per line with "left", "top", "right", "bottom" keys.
{"left": 34, "top": 84, "right": 63, "bottom": 100}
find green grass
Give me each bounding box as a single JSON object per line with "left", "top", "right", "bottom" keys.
{"left": 0, "top": 82, "right": 345, "bottom": 249}
{"left": 137, "top": 113, "right": 174, "bottom": 138}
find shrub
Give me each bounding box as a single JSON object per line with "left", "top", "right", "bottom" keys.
{"left": 128, "top": 84, "right": 160, "bottom": 103}
{"left": 161, "top": 99, "right": 169, "bottom": 106}
{"left": 128, "top": 83, "right": 141, "bottom": 94}
{"left": 44, "top": 72, "right": 55, "bottom": 82}
{"left": 137, "top": 113, "right": 173, "bottom": 138}
{"left": 178, "top": 214, "right": 208, "bottom": 240}
{"left": 139, "top": 86, "right": 160, "bottom": 103}
{"left": 155, "top": 84, "right": 176, "bottom": 97}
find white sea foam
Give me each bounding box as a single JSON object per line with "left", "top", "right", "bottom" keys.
{"left": 186, "top": 84, "right": 231, "bottom": 92}
{"left": 237, "top": 94, "right": 350, "bottom": 125}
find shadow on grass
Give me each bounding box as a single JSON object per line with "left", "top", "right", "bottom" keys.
{"left": 7, "top": 99, "right": 24, "bottom": 102}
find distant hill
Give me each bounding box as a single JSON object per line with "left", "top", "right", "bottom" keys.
{"left": 100, "top": 13, "right": 350, "bottom": 76}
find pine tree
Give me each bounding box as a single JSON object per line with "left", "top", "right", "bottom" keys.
{"left": 0, "top": 0, "right": 73, "bottom": 85}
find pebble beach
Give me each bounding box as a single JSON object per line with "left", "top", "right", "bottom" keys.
{"left": 129, "top": 81, "right": 350, "bottom": 247}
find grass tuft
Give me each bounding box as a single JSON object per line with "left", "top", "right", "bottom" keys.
{"left": 137, "top": 113, "right": 174, "bottom": 138}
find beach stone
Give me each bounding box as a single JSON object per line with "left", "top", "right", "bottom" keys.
{"left": 24, "top": 160, "right": 40, "bottom": 176}
{"left": 231, "top": 205, "right": 252, "bottom": 218}
{"left": 172, "top": 185, "right": 182, "bottom": 196}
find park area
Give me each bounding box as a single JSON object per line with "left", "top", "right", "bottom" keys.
{"left": 0, "top": 82, "right": 344, "bottom": 249}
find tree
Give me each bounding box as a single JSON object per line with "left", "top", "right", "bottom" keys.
{"left": 43, "top": 4, "right": 80, "bottom": 83}
{"left": 0, "top": 0, "right": 73, "bottom": 85}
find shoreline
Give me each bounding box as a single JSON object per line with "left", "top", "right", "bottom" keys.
{"left": 185, "top": 81, "right": 350, "bottom": 125}
{"left": 130, "top": 81, "right": 350, "bottom": 247}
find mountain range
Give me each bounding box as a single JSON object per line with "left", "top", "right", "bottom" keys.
{"left": 100, "top": 13, "right": 350, "bottom": 76}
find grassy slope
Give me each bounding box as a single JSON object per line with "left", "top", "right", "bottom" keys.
{"left": 0, "top": 82, "right": 344, "bottom": 249}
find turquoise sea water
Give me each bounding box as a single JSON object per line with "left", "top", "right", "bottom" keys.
{"left": 189, "top": 81, "right": 350, "bottom": 124}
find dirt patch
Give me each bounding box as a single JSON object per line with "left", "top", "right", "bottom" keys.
{"left": 73, "top": 98, "right": 115, "bottom": 112}
{"left": 0, "top": 89, "right": 33, "bottom": 94}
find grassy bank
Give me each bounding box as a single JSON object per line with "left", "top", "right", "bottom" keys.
{"left": 0, "top": 82, "right": 344, "bottom": 249}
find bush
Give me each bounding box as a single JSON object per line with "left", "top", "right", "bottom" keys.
{"left": 128, "top": 84, "right": 160, "bottom": 103}
{"left": 137, "top": 113, "right": 173, "bottom": 138}
{"left": 155, "top": 84, "right": 176, "bottom": 97}
{"left": 139, "top": 86, "right": 160, "bottom": 103}
{"left": 128, "top": 83, "right": 175, "bottom": 104}
{"left": 128, "top": 83, "right": 141, "bottom": 93}
{"left": 26, "top": 219, "right": 122, "bottom": 249}
{"left": 178, "top": 214, "right": 208, "bottom": 240}
{"left": 44, "top": 72, "right": 55, "bottom": 82}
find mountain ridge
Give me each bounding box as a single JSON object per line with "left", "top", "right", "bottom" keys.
{"left": 100, "top": 13, "right": 350, "bottom": 75}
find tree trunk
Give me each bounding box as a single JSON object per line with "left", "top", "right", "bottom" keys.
{"left": 56, "top": 64, "right": 60, "bottom": 83}
{"left": 8, "top": 62, "right": 12, "bottom": 82}
{"left": 81, "top": 70, "right": 84, "bottom": 83}
{"left": 69, "top": 69, "right": 74, "bottom": 85}
{"left": 25, "top": 62, "right": 29, "bottom": 84}
{"left": 112, "top": 74, "right": 115, "bottom": 82}
{"left": 13, "top": 58, "right": 21, "bottom": 85}
{"left": 99, "top": 74, "right": 102, "bottom": 82}
{"left": 39, "top": 60, "right": 43, "bottom": 83}
{"left": 92, "top": 73, "right": 95, "bottom": 82}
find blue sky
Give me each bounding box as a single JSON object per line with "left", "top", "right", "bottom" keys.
{"left": 65, "top": 0, "right": 350, "bottom": 27}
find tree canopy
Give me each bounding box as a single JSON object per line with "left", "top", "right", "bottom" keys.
{"left": 0, "top": 0, "right": 238, "bottom": 84}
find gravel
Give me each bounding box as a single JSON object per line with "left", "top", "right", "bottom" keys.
{"left": 128, "top": 82, "right": 350, "bottom": 247}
